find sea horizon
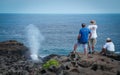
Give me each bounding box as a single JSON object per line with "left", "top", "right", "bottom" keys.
{"left": 0, "top": 12, "right": 120, "bottom": 15}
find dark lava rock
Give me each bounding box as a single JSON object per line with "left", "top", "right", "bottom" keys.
{"left": 0, "top": 40, "right": 28, "bottom": 55}
{"left": 78, "top": 60, "right": 94, "bottom": 68}
{"left": 117, "top": 71, "right": 120, "bottom": 75}
{"left": 43, "top": 54, "right": 61, "bottom": 62}
{"left": 107, "top": 54, "right": 120, "bottom": 61}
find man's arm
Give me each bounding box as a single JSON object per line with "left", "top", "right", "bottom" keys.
{"left": 89, "top": 32, "right": 92, "bottom": 39}
{"left": 77, "top": 34, "right": 81, "bottom": 40}
{"left": 78, "top": 29, "right": 81, "bottom": 40}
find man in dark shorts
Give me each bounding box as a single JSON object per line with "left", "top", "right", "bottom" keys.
{"left": 73, "top": 23, "right": 92, "bottom": 56}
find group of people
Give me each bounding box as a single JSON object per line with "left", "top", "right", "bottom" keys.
{"left": 73, "top": 20, "right": 115, "bottom": 56}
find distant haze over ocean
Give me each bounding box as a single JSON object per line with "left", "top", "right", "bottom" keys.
{"left": 0, "top": 14, "right": 120, "bottom": 56}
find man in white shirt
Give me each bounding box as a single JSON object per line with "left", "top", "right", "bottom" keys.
{"left": 100, "top": 38, "right": 115, "bottom": 55}
{"left": 88, "top": 20, "right": 98, "bottom": 54}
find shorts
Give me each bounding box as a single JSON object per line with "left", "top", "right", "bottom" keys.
{"left": 88, "top": 38, "right": 96, "bottom": 46}
{"left": 76, "top": 42, "right": 88, "bottom": 49}
{"left": 106, "top": 50, "right": 114, "bottom": 55}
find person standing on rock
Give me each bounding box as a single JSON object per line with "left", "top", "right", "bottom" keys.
{"left": 73, "top": 23, "right": 92, "bottom": 56}
{"left": 100, "top": 38, "right": 115, "bottom": 55}
{"left": 88, "top": 20, "right": 98, "bottom": 54}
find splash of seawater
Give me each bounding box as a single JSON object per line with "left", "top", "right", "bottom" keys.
{"left": 26, "top": 24, "right": 44, "bottom": 62}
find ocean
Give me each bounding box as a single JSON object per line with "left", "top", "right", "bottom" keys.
{"left": 0, "top": 13, "right": 120, "bottom": 56}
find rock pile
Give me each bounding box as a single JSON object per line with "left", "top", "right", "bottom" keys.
{"left": 41, "top": 52, "right": 120, "bottom": 75}
{"left": 0, "top": 40, "right": 120, "bottom": 75}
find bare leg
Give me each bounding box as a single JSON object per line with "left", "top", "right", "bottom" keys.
{"left": 92, "top": 39, "right": 96, "bottom": 53}
{"left": 84, "top": 48, "right": 88, "bottom": 56}
{"left": 92, "top": 46, "right": 95, "bottom": 53}
{"left": 88, "top": 40, "right": 91, "bottom": 53}
{"left": 88, "top": 43, "right": 91, "bottom": 52}
{"left": 73, "top": 43, "right": 78, "bottom": 52}
{"left": 83, "top": 44, "right": 88, "bottom": 56}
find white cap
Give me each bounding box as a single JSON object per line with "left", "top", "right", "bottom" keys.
{"left": 106, "top": 38, "right": 111, "bottom": 41}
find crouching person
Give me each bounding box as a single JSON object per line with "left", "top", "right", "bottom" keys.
{"left": 100, "top": 38, "right": 115, "bottom": 56}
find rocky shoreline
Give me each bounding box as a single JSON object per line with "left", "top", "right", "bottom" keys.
{"left": 0, "top": 40, "right": 120, "bottom": 75}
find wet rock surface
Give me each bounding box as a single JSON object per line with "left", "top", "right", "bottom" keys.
{"left": 0, "top": 40, "right": 120, "bottom": 75}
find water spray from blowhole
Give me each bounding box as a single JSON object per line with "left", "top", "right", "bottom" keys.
{"left": 26, "top": 24, "right": 44, "bottom": 62}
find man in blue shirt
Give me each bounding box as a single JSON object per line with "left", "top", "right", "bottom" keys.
{"left": 73, "top": 23, "right": 92, "bottom": 56}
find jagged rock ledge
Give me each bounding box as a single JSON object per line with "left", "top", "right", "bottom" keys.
{"left": 0, "top": 40, "right": 120, "bottom": 75}
{"left": 42, "top": 52, "right": 120, "bottom": 75}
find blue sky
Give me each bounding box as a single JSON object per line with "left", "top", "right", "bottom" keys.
{"left": 0, "top": 0, "right": 120, "bottom": 14}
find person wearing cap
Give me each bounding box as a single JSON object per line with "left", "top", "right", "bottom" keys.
{"left": 73, "top": 23, "right": 92, "bottom": 56}
{"left": 100, "top": 38, "right": 115, "bottom": 55}
{"left": 88, "top": 20, "right": 98, "bottom": 54}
